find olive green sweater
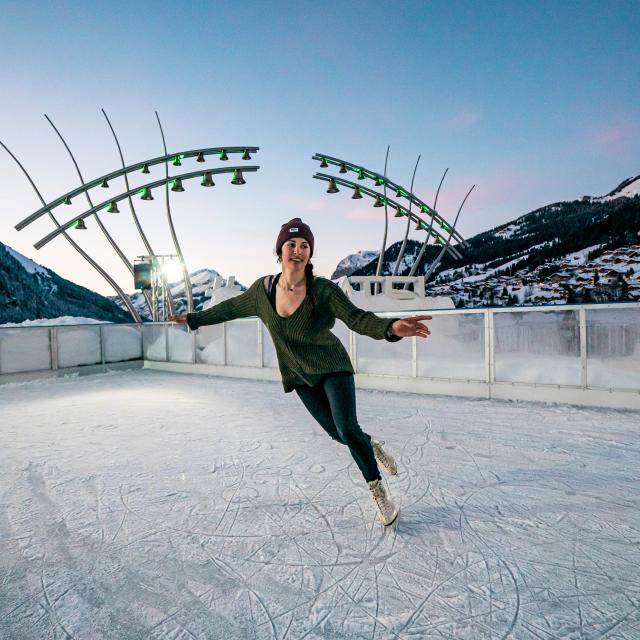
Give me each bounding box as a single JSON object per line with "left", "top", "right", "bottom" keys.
{"left": 186, "top": 276, "right": 399, "bottom": 392}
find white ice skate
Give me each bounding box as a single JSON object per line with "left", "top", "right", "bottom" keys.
{"left": 371, "top": 439, "right": 397, "bottom": 475}
{"left": 368, "top": 479, "right": 398, "bottom": 526}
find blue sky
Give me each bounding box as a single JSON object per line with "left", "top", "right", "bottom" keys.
{"left": 1, "top": 0, "right": 638, "bottom": 294}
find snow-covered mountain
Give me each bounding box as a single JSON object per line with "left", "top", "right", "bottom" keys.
{"left": 331, "top": 250, "right": 380, "bottom": 279}
{"left": 590, "top": 175, "right": 640, "bottom": 203}
{"left": 0, "top": 242, "right": 132, "bottom": 325}
{"left": 346, "top": 175, "right": 640, "bottom": 307}
{"left": 111, "top": 269, "right": 247, "bottom": 320}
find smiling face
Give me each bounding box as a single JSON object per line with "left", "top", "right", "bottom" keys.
{"left": 280, "top": 237, "right": 311, "bottom": 272}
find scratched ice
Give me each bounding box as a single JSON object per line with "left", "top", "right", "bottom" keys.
{"left": 1, "top": 369, "right": 639, "bottom": 639}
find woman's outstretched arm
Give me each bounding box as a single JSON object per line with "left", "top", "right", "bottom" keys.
{"left": 169, "top": 279, "right": 260, "bottom": 330}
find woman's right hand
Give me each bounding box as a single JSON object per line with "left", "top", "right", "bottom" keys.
{"left": 168, "top": 314, "right": 188, "bottom": 323}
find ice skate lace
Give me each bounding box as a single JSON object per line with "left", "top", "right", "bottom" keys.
{"left": 372, "top": 440, "right": 395, "bottom": 471}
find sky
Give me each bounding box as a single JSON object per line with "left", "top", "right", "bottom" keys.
{"left": 0, "top": 0, "right": 638, "bottom": 296}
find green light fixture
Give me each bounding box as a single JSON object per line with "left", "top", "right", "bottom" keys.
{"left": 375, "top": 177, "right": 385, "bottom": 186}
{"left": 63, "top": 196, "right": 72, "bottom": 205}
{"left": 395, "top": 188, "right": 403, "bottom": 198}
{"left": 172, "top": 156, "right": 182, "bottom": 167}
{"left": 107, "top": 201, "right": 119, "bottom": 213}
{"left": 230, "top": 169, "right": 245, "bottom": 185}
{"left": 352, "top": 186, "right": 363, "bottom": 199}
{"left": 319, "top": 157, "right": 328, "bottom": 168}
{"left": 74, "top": 218, "right": 87, "bottom": 230}
{"left": 219, "top": 149, "right": 229, "bottom": 161}
{"left": 242, "top": 149, "right": 251, "bottom": 160}
{"left": 141, "top": 163, "right": 150, "bottom": 174}
{"left": 171, "top": 178, "right": 185, "bottom": 192}
{"left": 339, "top": 162, "right": 347, "bottom": 174}
{"left": 327, "top": 178, "right": 339, "bottom": 193}
{"left": 100, "top": 178, "right": 109, "bottom": 188}
{"left": 201, "top": 172, "right": 215, "bottom": 187}
{"left": 141, "top": 187, "right": 154, "bottom": 201}
{"left": 421, "top": 205, "right": 430, "bottom": 214}
{"left": 196, "top": 151, "right": 205, "bottom": 163}
{"left": 394, "top": 207, "right": 404, "bottom": 217}
{"left": 373, "top": 195, "right": 384, "bottom": 207}
{"left": 356, "top": 169, "right": 365, "bottom": 180}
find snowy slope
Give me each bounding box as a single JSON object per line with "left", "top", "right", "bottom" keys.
{"left": 331, "top": 249, "right": 379, "bottom": 278}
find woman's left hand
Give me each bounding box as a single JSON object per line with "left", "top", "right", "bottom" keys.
{"left": 390, "top": 315, "right": 432, "bottom": 338}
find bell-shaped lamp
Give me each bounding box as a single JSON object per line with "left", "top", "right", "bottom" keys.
{"left": 107, "top": 201, "right": 120, "bottom": 213}
{"left": 326, "top": 178, "right": 339, "bottom": 194}
{"left": 171, "top": 178, "right": 185, "bottom": 192}
{"left": 201, "top": 172, "right": 215, "bottom": 187}
{"left": 231, "top": 169, "right": 246, "bottom": 185}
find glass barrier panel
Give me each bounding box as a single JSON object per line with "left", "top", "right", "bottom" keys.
{"left": 196, "top": 325, "right": 225, "bottom": 365}
{"left": 494, "top": 310, "right": 581, "bottom": 385}
{"left": 0, "top": 328, "right": 51, "bottom": 374}
{"left": 57, "top": 325, "right": 101, "bottom": 368}
{"left": 103, "top": 325, "right": 142, "bottom": 362}
{"left": 331, "top": 320, "right": 350, "bottom": 351}
{"left": 587, "top": 308, "right": 640, "bottom": 389}
{"left": 143, "top": 325, "right": 168, "bottom": 361}
{"left": 262, "top": 323, "right": 278, "bottom": 369}
{"left": 356, "top": 325, "right": 413, "bottom": 376}
{"left": 226, "top": 320, "right": 259, "bottom": 367}
{"left": 417, "top": 313, "right": 485, "bottom": 380}
{"left": 168, "top": 325, "right": 193, "bottom": 363}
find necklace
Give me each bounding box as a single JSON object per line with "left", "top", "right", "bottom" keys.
{"left": 280, "top": 274, "right": 306, "bottom": 292}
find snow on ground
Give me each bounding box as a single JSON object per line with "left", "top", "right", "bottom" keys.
{"left": 0, "top": 316, "right": 112, "bottom": 327}
{"left": 1, "top": 370, "right": 639, "bottom": 639}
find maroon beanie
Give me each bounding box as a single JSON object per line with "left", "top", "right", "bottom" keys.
{"left": 276, "top": 218, "right": 314, "bottom": 257}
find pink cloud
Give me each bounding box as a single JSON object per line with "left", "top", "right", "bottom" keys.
{"left": 447, "top": 110, "right": 481, "bottom": 128}
{"left": 346, "top": 206, "right": 387, "bottom": 221}
{"left": 278, "top": 193, "right": 326, "bottom": 211}
{"left": 583, "top": 117, "right": 639, "bottom": 158}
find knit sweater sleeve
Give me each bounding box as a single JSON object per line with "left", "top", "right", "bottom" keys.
{"left": 186, "top": 278, "right": 260, "bottom": 330}
{"left": 320, "top": 279, "right": 401, "bottom": 341}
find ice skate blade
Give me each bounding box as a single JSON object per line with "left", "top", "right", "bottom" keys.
{"left": 381, "top": 509, "right": 399, "bottom": 526}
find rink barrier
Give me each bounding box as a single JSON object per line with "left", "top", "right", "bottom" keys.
{"left": 0, "top": 323, "right": 143, "bottom": 383}
{"left": 1, "top": 303, "right": 638, "bottom": 409}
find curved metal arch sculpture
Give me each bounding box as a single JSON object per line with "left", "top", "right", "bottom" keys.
{"left": 312, "top": 153, "right": 469, "bottom": 248}
{"left": 312, "top": 152, "right": 473, "bottom": 285}
{"left": 33, "top": 165, "right": 259, "bottom": 250}
{"left": 10, "top": 111, "right": 261, "bottom": 321}
{"left": 313, "top": 173, "right": 463, "bottom": 260}
{"left": 15, "top": 146, "right": 258, "bottom": 231}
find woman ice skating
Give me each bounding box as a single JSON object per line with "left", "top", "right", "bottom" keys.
{"left": 169, "top": 218, "right": 431, "bottom": 525}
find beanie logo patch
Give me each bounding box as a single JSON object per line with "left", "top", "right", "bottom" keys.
{"left": 289, "top": 227, "right": 299, "bottom": 232}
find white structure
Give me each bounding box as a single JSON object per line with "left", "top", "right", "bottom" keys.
{"left": 337, "top": 275, "right": 455, "bottom": 311}
{"left": 202, "top": 275, "right": 244, "bottom": 309}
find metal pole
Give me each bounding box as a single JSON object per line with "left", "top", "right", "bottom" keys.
{"left": 394, "top": 154, "right": 421, "bottom": 275}
{"left": 155, "top": 111, "right": 193, "bottom": 313}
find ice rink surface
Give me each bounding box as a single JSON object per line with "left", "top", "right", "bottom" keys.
{"left": 1, "top": 369, "right": 639, "bottom": 639}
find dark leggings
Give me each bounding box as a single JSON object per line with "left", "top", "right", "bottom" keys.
{"left": 295, "top": 372, "right": 381, "bottom": 482}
